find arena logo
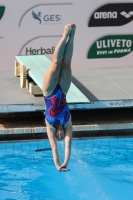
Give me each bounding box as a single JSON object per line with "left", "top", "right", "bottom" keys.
{"left": 120, "top": 11, "right": 133, "bottom": 18}
{"left": 88, "top": 3, "right": 133, "bottom": 27}
{"left": 32, "top": 11, "right": 61, "bottom": 24}
{"left": 94, "top": 12, "right": 117, "bottom": 19}
{"left": 0, "top": 6, "right": 5, "bottom": 20}
{"left": 87, "top": 35, "right": 133, "bottom": 59}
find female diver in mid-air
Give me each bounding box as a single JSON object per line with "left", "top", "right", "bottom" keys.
{"left": 42, "top": 24, "right": 76, "bottom": 171}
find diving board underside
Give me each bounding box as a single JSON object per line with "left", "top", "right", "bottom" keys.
{"left": 16, "top": 55, "right": 89, "bottom": 103}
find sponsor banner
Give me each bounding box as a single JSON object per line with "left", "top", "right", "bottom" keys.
{"left": 19, "top": 36, "right": 61, "bottom": 60}
{"left": 88, "top": 35, "right": 133, "bottom": 59}
{"left": 1, "top": 0, "right": 133, "bottom": 69}
{"left": 0, "top": 6, "right": 5, "bottom": 39}
{"left": 88, "top": 3, "right": 133, "bottom": 27}
{"left": 0, "top": 6, "right": 5, "bottom": 20}
{"left": 32, "top": 11, "right": 62, "bottom": 25}
{"left": 19, "top": 3, "right": 72, "bottom": 28}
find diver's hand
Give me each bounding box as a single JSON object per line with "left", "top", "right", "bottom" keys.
{"left": 59, "top": 167, "right": 70, "bottom": 172}
{"left": 58, "top": 164, "right": 70, "bottom": 172}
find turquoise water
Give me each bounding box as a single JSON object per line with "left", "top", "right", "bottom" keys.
{"left": 0, "top": 138, "right": 133, "bottom": 200}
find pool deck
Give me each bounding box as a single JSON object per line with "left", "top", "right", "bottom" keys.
{"left": 0, "top": 123, "right": 133, "bottom": 141}
{"left": 1, "top": 67, "right": 133, "bottom": 139}
{"left": 0, "top": 67, "right": 133, "bottom": 114}
{"left": 1, "top": 108, "right": 133, "bottom": 140}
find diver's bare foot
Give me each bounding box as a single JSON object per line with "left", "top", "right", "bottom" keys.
{"left": 63, "top": 24, "right": 72, "bottom": 37}
{"left": 69, "top": 24, "right": 76, "bottom": 37}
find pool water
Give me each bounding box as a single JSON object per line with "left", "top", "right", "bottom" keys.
{"left": 0, "top": 137, "right": 133, "bottom": 200}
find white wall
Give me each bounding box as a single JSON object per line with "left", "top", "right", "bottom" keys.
{"left": 0, "top": 0, "right": 133, "bottom": 72}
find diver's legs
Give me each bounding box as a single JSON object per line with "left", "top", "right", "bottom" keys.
{"left": 59, "top": 24, "right": 76, "bottom": 94}
{"left": 42, "top": 24, "right": 73, "bottom": 96}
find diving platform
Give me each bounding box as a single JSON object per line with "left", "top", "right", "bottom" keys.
{"left": 15, "top": 55, "right": 89, "bottom": 104}
{"left": 0, "top": 56, "right": 133, "bottom": 114}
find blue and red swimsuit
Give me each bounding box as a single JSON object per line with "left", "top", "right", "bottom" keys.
{"left": 44, "top": 84, "right": 70, "bottom": 127}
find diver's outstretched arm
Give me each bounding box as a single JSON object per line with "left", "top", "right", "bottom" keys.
{"left": 60, "top": 123, "right": 73, "bottom": 169}
{"left": 45, "top": 119, "right": 61, "bottom": 169}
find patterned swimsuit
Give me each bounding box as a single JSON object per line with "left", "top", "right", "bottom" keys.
{"left": 44, "top": 84, "right": 70, "bottom": 127}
